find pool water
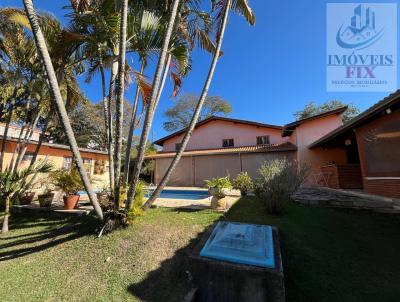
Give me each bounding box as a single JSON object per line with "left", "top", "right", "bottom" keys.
{"left": 145, "top": 189, "right": 209, "bottom": 200}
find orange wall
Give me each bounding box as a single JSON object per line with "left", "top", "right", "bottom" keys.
{"left": 0, "top": 140, "right": 110, "bottom": 189}
{"left": 162, "top": 120, "right": 287, "bottom": 151}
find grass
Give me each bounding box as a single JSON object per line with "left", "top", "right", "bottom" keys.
{"left": 1, "top": 198, "right": 400, "bottom": 301}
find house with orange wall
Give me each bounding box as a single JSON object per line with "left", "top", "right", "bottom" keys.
{"left": 310, "top": 90, "right": 400, "bottom": 199}
{"left": 0, "top": 127, "right": 110, "bottom": 192}
{"left": 146, "top": 109, "right": 347, "bottom": 186}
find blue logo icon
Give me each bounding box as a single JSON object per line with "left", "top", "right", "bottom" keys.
{"left": 336, "top": 4, "right": 384, "bottom": 50}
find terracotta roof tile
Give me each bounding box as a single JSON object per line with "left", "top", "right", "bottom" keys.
{"left": 145, "top": 142, "right": 297, "bottom": 158}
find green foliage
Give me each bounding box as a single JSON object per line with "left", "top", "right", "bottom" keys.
{"left": 126, "top": 180, "right": 145, "bottom": 224}
{"left": 51, "top": 167, "right": 83, "bottom": 195}
{"left": 0, "top": 162, "right": 53, "bottom": 197}
{"left": 205, "top": 176, "right": 232, "bottom": 198}
{"left": 163, "top": 94, "right": 232, "bottom": 132}
{"left": 293, "top": 100, "right": 360, "bottom": 122}
{"left": 232, "top": 172, "right": 253, "bottom": 195}
{"left": 255, "top": 159, "right": 308, "bottom": 215}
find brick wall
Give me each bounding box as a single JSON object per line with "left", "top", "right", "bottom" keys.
{"left": 320, "top": 164, "right": 362, "bottom": 189}
{"left": 363, "top": 179, "right": 400, "bottom": 199}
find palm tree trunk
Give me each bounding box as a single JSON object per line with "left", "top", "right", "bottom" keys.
{"left": 153, "top": 54, "right": 172, "bottom": 112}
{"left": 28, "top": 112, "right": 52, "bottom": 169}
{"left": 113, "top": 0, "right": 129, "bottom": 209}
{"left": 1, "top": 196, "right": 10, "bottom": 234}
{"left": 144, "top": 0, "right": 231, "bottom": 209}
{"left": 13, "top": 110, "right": 41, "bottom": 173}
{"left": 107, "top": 54, "right": 118, "bottom": 196}
{"left": 99, "top": 60, "right": 113, "bottom": 192}
{"left": 23, "top": 0, "right": 103, "bottom": 221}
{"left": 125, "top": 0, "right": 181, "bottom": 211}
{"left": 123, "top": 61, "right": 145, "bottom": 186}
{"left": 0, "top": 101, "right": 14, "bottom": 171}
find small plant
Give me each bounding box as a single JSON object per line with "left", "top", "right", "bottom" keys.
{"left": 254, "top": 159, "right": 308, "bottom": 215}
{"left": 205, "top": 176, "right": 232, "bottom": 198}
{"left": 51, "top": 168, "right": 83, "bottom": 195}
{"left": 126, "top": 180, "right": 145, "bottom": 224}
{"left": 232, "top": 172, "right": 253, "bottom": 196}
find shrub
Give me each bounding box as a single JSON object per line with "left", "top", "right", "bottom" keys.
{"left": 232, "top": 172, "right": 253, "bottom": 195}
{"left": 126, "top": 180, "right": 145, "bottom": 224}
{"left": 255, "top": 159, "right": 308, "bottom": 214}
{"left": 51, "top": 168, "right": 83, "bottom": 195}
{"left": 205, "top": 176, "right": 232, "bottom": 198}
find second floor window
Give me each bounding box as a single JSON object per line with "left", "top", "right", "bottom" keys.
{"left": 222, "top": 138, "right": 234, "bottom": 148}
{"left": 175, "top": 143, "right": 182, "bottom": 151}
{"left": 257, "top": 136, "right": 270, "bottom": 145}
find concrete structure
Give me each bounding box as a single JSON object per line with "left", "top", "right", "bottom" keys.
{"left": 310, "top": 90, "right": 400, "bottom": 199}
{"left": 147, "top": 111, "right": 347, "bottom": 187}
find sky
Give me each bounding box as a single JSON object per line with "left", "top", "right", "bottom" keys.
{"left": 2, "top": 0, "right": 399, "bottom": 141}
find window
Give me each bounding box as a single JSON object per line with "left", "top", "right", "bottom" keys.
{"left": 175, "top": 143, "right": 182, "bottom": 151}
{"left": 222, "top": 138, "right": 234, "bottom": 148}
{"left": 83, "top": 158, "right": 92, "bottom": 174}
{"left": 63, "top": 157, "right": 72, "bottom": 170}
{"left": 23, "top": 152, "right": 35, "bottom": 162}
{"left": 94, "top": 160, "right": 105, "bottom": 175}
{"left": 256, "top": 136, "right": 270, "bottom": 145}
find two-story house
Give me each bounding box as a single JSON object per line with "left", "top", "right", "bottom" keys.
{"left": 147, "top": 108, "right": 348, "bottom": 186}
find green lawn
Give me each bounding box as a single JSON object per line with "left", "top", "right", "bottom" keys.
{"left": 1, "top": 198, "right": 400, "bottom": 301}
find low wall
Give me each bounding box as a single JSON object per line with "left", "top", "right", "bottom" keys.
{"left": 363, "top": 178, "right": 400, "bottom": 199}
{"left": 320, "top": 164, "right": 362, "bottom": 189}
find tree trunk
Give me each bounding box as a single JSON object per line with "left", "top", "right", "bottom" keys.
{"left": 23, "top": 0, "right": 103, "bottom": 221}
{"left": 0, "top": 101, "right": 14, "bottom": 171}
{"left": 13, "top": 109, "right": 41, "bottom": 173}
{"left": 107, "top": 53, "right": 118, "bottom": 196}
{"left": 99, "top": 60, "right": 114, "bottom": 193}
{"left": 144, "top": 0, "right": 231, "bottom": 209}
{"left": 28, "top": 112, "right": 52, "bottom": 169}
{"left": 1, "top": 196, "right": 10, "bottom": 234}
{"left": 125, "top": 0, "right": 181, "bottom": 211}
{"left": 153, "top": 54, "right": 172, "bottom": 112}
{"left": 113, "top": 0, "right": 129, "bottom": 209}
{"left": 123, "top": 61, "right": 145, "bottom": 186}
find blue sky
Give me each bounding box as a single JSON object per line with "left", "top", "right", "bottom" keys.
{"left": 2, "top": 0, "right": 398, "bottom": 141}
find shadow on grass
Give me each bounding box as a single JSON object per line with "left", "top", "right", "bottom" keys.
{"left": 0, "top": 214, "right": 99, "bottom": 262}
{"left": 127, "top": 219, "right": 212, "bottom": 301}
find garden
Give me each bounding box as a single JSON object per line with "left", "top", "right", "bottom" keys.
{"left": 2, "top": 197, "right": 400, "bottom": 301}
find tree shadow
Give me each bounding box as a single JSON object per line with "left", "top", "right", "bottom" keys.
{"left": 127, "top": 225, "right": 213, "bottom": 302}
{"left": 0, "top": 215, "right": 99, "bottom": 262}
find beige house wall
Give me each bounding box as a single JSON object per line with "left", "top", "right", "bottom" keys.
{"left": 154, "top": 151, "right": 296, "bottom": 187}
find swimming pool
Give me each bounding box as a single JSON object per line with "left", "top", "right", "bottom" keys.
{"left": 144, "top": 189, "right": 209, "bottom": 200}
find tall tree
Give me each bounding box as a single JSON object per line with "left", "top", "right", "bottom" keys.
{"left": 163, "top": 94, "right": 232, "bottom": 132}
{"left": 22, "top": 0, "right": 103, "bottom": 220}
{"left": 293, "top": 100, "right": 360, "bottom": 122}
{"left": 125, "top": 0, "right": 182, "bottom": 211}
{"left": 113, "top": 0, "right": 129, "bottom": 209}
{"left": 144, "top": 0, "right": 255, "bottom": 208}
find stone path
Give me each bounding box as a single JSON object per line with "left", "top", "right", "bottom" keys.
{"left": 293, "top": 186, "right": 400, "bottom": 213}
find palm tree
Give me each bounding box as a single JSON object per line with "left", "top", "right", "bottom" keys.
{"left": 125, "top": 0, "right": 182, "bottom": 211}
{"left": 22, "top": 0, "right": 103, "bottom": 220}
{"left": 144, "top": 0, "right": 255, "bottom": 208}
{"left": 1, "top": 161, "right": 53, "bottom": 233}
{"left": 113, "top": 0, "right": 129, "bottom": 209}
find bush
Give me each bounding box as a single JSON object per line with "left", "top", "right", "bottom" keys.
{"left": 51, "top": 168, "right": 83, "bottom": 195}
{"left": 232, "top": 172, "right": 253, "bottom": 195}
{"left": 126, "top": 180, "right": 145, "bottom": 224}
{"left": 255, "top": 159, "right": 308, "bottom": 214}
{"left": 205, "top": 176, "right": 232, "bottom": 198}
